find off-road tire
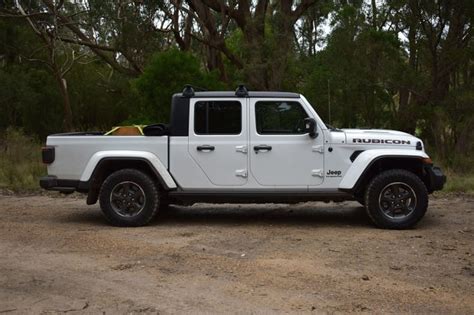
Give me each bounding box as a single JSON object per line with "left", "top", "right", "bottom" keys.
{"left": 99, "top": 169, "right": 160, "bottom": 227}
{"left": 365, "top": 169, "right": 428, "bottom": 229}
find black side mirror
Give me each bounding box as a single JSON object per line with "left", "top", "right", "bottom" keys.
{"left": 303, "top": 118, "right": 318, "bottom": 138}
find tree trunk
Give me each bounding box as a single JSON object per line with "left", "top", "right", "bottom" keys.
{"left": 268, "top": 11, "right": 293, "bottom": 90}
{"left": 397, "top": 2, "right": 417, "bottom": 134}
{"left": 54, "top": 72, "right": 73, "bottom": 132}
{"left": 241, "top": 17, "right": 268, "bottom": 90}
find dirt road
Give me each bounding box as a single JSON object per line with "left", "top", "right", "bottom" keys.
{"left": 0, "top": 194, "right": 473, "bottom": 314}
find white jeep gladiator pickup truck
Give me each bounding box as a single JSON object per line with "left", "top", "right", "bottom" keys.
{"left": 40, "top": 85, "right": 445, "bottom": 229}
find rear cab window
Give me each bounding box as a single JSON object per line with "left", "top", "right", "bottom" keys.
{"left": 194, "top": 101, "right": 242, "bottom": 135}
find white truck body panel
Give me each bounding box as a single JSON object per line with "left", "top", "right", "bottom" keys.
{"left": 248, "top": 98, "right": 325, "bottom": 187}
{"left": 188, "top": 97, "right": 249, "bottom": 186}
{"left": 339, "top": 149, "right": 429, "bottom": 190}
{"left": 169, "top": 137, "right": 215, "bottom": 189}
{"left": 46, "top": 135, "right": 169, "bottom": 180}
{"left": 80, "top": 150, "right": 177, "bottom": 189}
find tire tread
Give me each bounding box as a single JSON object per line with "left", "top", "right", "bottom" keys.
{"left": 99, "top": 169, "right": 160, "bottom": 227}
{"left": 364, "top": 169, "right": 428, "bottom": 229}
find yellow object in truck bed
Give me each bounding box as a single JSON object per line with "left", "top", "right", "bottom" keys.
{"left": 105, "top": 125, "right": 145, "bottom": 136}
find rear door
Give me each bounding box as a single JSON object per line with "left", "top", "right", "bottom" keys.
{"left": 188, "top": 98, "right": 248, "bottom": 186}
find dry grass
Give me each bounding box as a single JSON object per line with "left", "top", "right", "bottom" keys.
{"left": 0, "top": 128, "right": 45, "bottom": 191}
{"left": 441, "top": 169, "right": 474, "bottom": 195}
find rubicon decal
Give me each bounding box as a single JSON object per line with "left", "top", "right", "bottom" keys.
{"left": 352, "top": 138, "right": 411, "bottom": 145}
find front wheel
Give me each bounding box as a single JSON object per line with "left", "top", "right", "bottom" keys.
{"left": 365, "top": 169, "right": 428, "bottom": 229}
{"left": 99, "top": 169, "right": 160, "bottom": 227}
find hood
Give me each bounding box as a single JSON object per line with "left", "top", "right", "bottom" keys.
{"left": 342, "top": 128, "right": 422, "bottom": 148}
{"left": 343, "top": 128, "right": 412, "bottom": 136}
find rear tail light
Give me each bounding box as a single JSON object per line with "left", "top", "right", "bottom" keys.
{"left": 42, "top": 146, "right": 55, "bottom": 164}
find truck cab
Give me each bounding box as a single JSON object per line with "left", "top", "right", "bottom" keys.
{"left": 40, "top": 85, "right": 445, "bottom": 229}
{"left": 169, "top": 88, "right": 326, "bottom": 191}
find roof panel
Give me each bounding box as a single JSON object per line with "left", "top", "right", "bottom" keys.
{"left": 183, "top": 91, "right": 300, "bottom": 98}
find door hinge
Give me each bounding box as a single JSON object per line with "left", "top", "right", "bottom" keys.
{"left": 311, "top": 169, "right": 324, "bottom": 177}
{"left": 235, "top": 145, "right": 248, "bottom": 154}
{"left": 235, "top": 169, "right": 248, "bottom": 178}
{"left": 312, "top": 145, "right": 324, "bottom": 153}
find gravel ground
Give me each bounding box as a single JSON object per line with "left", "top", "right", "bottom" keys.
{"left": 0, "top": 194, "right": 473, "bottom": 314}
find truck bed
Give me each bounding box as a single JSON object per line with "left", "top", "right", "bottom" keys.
{"left": 46, "top": 135, "right": 169, "bottom": 181}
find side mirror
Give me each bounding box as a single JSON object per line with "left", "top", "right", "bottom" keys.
{"left": 303, "top": 118, "right": 318, "bottom": 138}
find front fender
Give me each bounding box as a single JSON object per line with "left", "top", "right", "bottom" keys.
{"left": 80, "top": 150, "right": 177, "bottom": 190}
{"left": 339, "top": 149, "right": 429, "bottom": 191}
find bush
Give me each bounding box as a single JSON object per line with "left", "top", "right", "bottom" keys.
{"left": 132, "top": 49, "right": 224, "bottom": 123}
{"left": 0, "top": 128, "right": 45, "bottom": 191}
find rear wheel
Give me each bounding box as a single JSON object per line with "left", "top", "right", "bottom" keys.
{"left": 99, "top": 169, "right": 160, "bottom": 227}
{"left": 365, "top": 169, "right": 428, "bottom": 229}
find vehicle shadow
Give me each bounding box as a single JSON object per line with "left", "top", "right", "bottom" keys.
{"left": 58, "top": 202, "right": 372, "bottom": 228}
{"left": 154, "top": 202, "right": 372, "bottom": 228}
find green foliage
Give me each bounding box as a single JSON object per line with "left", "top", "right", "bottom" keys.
{"left": 300, "top": 4, "right": 405, "bottom": 128}
{"left": 85, "top": 0, "right": 166, "bottom": 63}
{"left": 67, "top": 62, "right": 136, "bottom": 131}
{"left": 0, "top": 128, "right": 45, "bottom": 191}
{"left": 132, "top": 49, "right": 224, "bottom": 123}
{"left": 223, "top": 29, "right": 246, "bottom": 86}
{"left": 0, "top": 65, "right": 63, "bottom": 139}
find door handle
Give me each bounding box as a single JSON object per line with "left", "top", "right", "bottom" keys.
{"left": 197, "top": 145, "right": 215, "bottom": 152}
{"left": 254, "top": 145, "right": 272, "bottom": 153}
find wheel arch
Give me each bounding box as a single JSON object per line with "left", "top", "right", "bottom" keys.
{"left": 339, "top": 150, "right": 431, "bottom": 196}
{"left": 81, "top": 151, "right": 177, "bottom": 205}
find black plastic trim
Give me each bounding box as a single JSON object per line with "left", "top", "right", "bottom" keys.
{"left": 40, "top": 176, "right": 81, "bottom": 193}
{"left": 182, "top": 85, "right": 195, "bottom": 97}
{"left": 349, "top": 150, "right": 364, "bottom": 162}
{"left": 49, "top": 131, "right": 104, "bottom": 136}
{"left": 170, "top": 94, "right": 190, "bottom": 136}
{"left": 424, "top": 165, "right": 446, "bottom": 192}
{"left": 168, "top": 190, "right": 352, "bottom": 204}
{"left": 254, "top": 145, "right": 272, "bottom": 152}
{"left": 235, "top": 85, "right": 249, "bottom": 97}
{"left": 197, "top": 145, "right": 215, "bottom": 151}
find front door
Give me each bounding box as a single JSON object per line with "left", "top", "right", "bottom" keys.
{"left": 249, "top": 99, "right": 324, "bottom": 187}
{"left": 188, "top": 98, "right": 248, "bottom": 186}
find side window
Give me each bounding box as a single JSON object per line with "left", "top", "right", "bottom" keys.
{"left": 195, "top": 101, "right": 242, "bottom": 135}
{"left": 255, "top": 101, "right": 309, "bottom": 135}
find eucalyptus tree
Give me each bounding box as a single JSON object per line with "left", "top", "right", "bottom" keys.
{"left": 1, "top": 0, "right": 83, "bottom": 130}
{"left": 387, "top": 0, "right": 473, "bottom": 160}
{"left": 181, "top": 0, "right": 325, "bottom": 90}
